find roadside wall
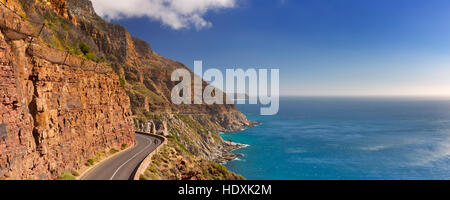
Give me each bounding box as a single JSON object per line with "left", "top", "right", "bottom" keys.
{"left": 133, "top": 132, "right": 167, "bottom": 180}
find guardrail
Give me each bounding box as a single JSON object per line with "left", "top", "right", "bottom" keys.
{"left": 133, "top": 132, "right": 167, "bottom": 180}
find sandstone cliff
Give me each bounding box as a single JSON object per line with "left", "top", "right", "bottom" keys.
{"left": 0, "top": 0, "right": 134, "bottom": 179}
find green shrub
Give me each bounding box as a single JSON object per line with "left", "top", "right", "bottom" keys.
{"left": 110, "top": 148, "right": 119, "bottom": 154}
{"left": 85, "top": 158, "right": 95, "bottom": 166}
{"left": 96, "top": 151, "right": 105, "bottom": 157}
{"left": 121, "top": 143, "right": 128, "bottom": 150}
{"left": 168, "top": 136, "right": 189, "bottom": 153}
{"left": 139, "top": 174, "right": 147, "bottom": 180}
{"left": 119, "top": 77, "right": 126, "bottom": 88}
{"left": 19, "top": 12, "right": 27, "bottom": 20}
{"left": 202, "top": 168, "right": 210, "bottom": 177}
{"left": 215, "top": 164, "right": 228, "bottom": 176}
{"left": 57, "top": 171, "right": 76, "bottom": 180}
{"left": 79, "top": 42, "right": 99, "bottom": 62}
{"left": 66, "top": 45, "right": 81, "bottom": 55}
{"left": 79, "top": 42, "right": 91, "bottom": 55}
{"left": 85, "top": 52, "right": 96, "bottom": 61}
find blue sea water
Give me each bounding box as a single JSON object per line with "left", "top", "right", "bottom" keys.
{"left": 220, "top": 97, "right": 450, "bottom": 180}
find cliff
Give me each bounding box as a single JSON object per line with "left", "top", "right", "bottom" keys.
{"left": 0, "top": 0, "right": 254, "bottom": 180}
{"left": 0, "top": 0, "right": 134, "bottom": 179}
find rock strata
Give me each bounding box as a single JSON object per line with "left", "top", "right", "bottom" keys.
{"left": 0, "top": 0, "right": 134, "bottom": 179}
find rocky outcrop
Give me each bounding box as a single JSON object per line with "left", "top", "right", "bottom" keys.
{"left": 0, "top": 0, "right": 134, "bottom": 179}
{"left": 44, "top": 0, "right": 69, "bottom": 19}
{"left": 137, "top": 119, "right": 168, "bottom": 136}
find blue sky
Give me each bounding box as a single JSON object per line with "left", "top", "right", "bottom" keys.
{"left": 102, "top": 0, "right": 450, "bottom": 96}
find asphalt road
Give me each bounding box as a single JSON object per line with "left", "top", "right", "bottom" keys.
{"left": 84, "top": 133, "right": 162, "bottom": 180}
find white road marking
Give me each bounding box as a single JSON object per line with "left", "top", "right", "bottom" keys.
{"left": 109, "top": 135, "right": 153, "bottom": 180}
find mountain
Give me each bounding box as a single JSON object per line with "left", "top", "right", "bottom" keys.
{"left": 0, "top": 0, "right": 255, "bottom": 179}
{"left": 0, "top": 0, "right": 254, "bottom": 180}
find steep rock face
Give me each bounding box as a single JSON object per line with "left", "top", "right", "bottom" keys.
{"left": 0, "top": 0, "right": 134, "bottom": 179}
{"left": 44, "top": 0, "right": 69, "bottom": 19}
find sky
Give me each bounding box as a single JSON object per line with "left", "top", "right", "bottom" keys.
{"left": 91, "top": 0, "right": 450, "bottom": 96}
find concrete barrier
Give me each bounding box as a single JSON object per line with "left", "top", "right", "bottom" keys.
{"left": 133, "top": 132, "right": 167, "bottom": 180}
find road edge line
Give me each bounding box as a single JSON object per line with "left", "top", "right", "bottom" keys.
{"left": 77, "top": 139, "right": 139, "bottom": 180}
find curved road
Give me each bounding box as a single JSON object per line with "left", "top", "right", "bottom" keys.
{"left": 84, "top": 133, "right": 163, "bottom": 180}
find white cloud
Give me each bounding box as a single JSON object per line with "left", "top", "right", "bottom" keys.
{"left": 90, "top": 0, "right": 236, "bottom": 30}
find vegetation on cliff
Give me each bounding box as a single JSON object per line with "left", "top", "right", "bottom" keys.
{"left": 141, "top": 141, "right": 245, "bottom": 180}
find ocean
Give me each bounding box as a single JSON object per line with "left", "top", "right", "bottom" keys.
{"left": 220, "top": 97, "right": 450, "bottom": 180}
